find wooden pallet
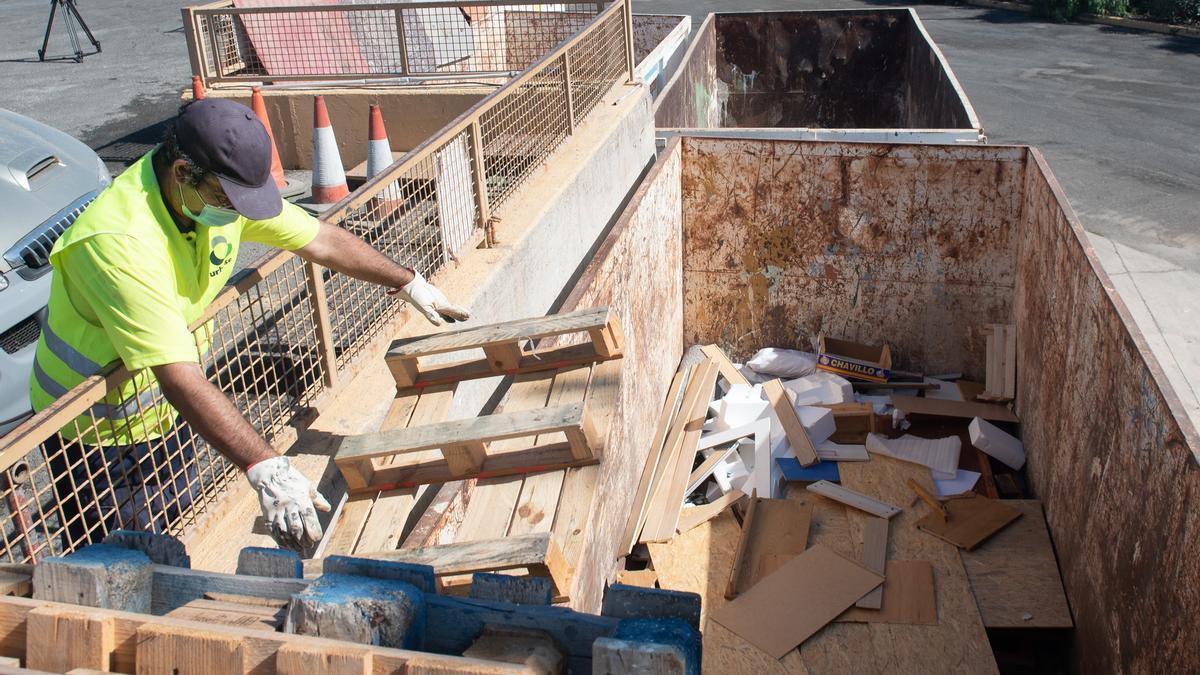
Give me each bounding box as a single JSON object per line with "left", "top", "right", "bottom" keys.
{"left": 335, "top": 400, "right": 604, "bottom": 492}
{"left": 385, "top": 307, "right": 623, "bottom": 389}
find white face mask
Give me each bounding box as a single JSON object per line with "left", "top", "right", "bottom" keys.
{"left": 179, "top": 182, "right": 239, "bottom": 227}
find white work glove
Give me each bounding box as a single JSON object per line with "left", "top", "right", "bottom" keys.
{"left": 246, "top": 456, "right": 332, "bottom": 551}
{"left": 390, "top": 270, "right": 471, "bottom": 326}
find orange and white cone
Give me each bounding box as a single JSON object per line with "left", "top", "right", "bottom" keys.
{"left": 191, "top": 75, "right": 205, "bottom": 101}
{"left": 310, "top": 95, "right": 348, "bottom": 205}
{"left": 366, "top": 104, "right": 392, "bottom": 179}
{"left": 251, "top": 86, "right": 288, "bottom": 190}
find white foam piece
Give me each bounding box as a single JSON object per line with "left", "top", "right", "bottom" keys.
{"left": 797, "top": 405, "right": 836, "bottom": 445}
{"left": 934, "top": 469, "right": 981, "bottom": 497}
{"left": 969, "top": 417, "right": 1026, "bottom": 470}
{"left": 783, "top": 372, "right": 854, "bottom": 406}
{"left": 711, "top": 449, "right": 749, "bottom": 494}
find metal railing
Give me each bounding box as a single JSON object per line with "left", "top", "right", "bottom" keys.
{"left": 0, "top": 0, "right": 634, "bottom": 564}
{"left": 184, "top": 0, "right": 611, "bottom": 86}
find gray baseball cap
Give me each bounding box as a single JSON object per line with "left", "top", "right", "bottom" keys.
{"left": 176, "top": 99, "right": 282, "bottom": 220}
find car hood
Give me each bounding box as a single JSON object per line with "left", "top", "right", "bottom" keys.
{"left": 0, "top": 109, "right": 107, "bottom": 263}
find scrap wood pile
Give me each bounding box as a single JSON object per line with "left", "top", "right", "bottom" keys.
{"left": 616, "top": 327, "right": 1074, "bottom": 671}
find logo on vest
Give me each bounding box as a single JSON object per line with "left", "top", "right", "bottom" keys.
{"left": 209, "top": 235, "right": 234, "bottom": 277}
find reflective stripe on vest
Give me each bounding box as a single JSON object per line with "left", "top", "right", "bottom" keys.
{"left": 41, "top": 321, "right": 103, "bottom": 379}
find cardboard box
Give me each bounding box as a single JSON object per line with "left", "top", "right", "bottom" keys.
{"left": 816, "top": 336, "right": 892, "bottom": 383}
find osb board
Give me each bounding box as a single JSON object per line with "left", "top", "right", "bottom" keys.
{"left": 654, "top": 15, "right": 720, "bottom": 129}
{"left": 1014, "top": 150, "right": 1199, "bottom": 673}
{"left": 960, "top": 500, "right": 1072, "bottom": 629}
{"left": 399, "top": 141, "right": 686, "bottom": 612}
{"left": 679, "top": 137, "right": 1024, "bottom": 379}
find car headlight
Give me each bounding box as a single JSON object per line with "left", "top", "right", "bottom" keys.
{"left": 97, "top": 155, "right": 111, "bottom": 187}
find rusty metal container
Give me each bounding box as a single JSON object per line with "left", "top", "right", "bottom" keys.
{"left": 567, "top": 134, "right": 1198, "bottom": 672}
{"left": 655, "top": 9, "right": 985, "bottom": 144}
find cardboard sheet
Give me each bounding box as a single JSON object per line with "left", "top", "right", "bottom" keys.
{"left": 710, "top": 543, "right": 883, "bottom": 659}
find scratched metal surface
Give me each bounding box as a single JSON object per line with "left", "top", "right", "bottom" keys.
{"left": 680, "top": 136, "right": 1024, "bottom": 378}
{"left": 653, "top": 15, "right": 720, "bottom": 128}
{"left": 551, "top": 139, "right": 685, "bottom": 611}
{"left": 1015, "top": 149, "right": 1200, "bottom": 673}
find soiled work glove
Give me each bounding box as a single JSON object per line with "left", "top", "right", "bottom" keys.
{"left": 246, "top": 456, "right": 331, "bottom": 551}
{"left": 390, "top": 270, "right": 470, "bottom": 326}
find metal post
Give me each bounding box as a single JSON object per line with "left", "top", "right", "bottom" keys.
{"left": 622, "top": 0, "right": 635, "bottom": 85}
{"left": 395, "top": 7, "right": 410, "bottom": 77}
{"left": 304, "top": 261, "right": 340, "bottom": 388}
{"left": 182, "top": 8, "right": 205, "bottom": 86}
{"left": 204, "top": 12, "right": 225, "bottom": 82}
{"left": 561, "top": 52, "right": 575, "bottom": 134}
{"left": 468, "top": 120, "right": 491, "bottom": 237}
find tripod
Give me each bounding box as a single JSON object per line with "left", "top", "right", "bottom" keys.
{"left": 38, "top": 0, "right": 101, "bottom": 63}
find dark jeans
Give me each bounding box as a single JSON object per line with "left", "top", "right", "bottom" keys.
{"left": 47, "top": 421, "right": 199, "bottom": 549}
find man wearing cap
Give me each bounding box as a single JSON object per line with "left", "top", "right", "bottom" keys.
{"left": 30, "top": 99, "right": 469, "bottom": 550}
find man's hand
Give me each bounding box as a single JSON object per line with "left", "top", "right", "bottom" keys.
{"left": 392, "top": 271, "right": 471, "bottom": 326}
{"left": 246, "top": 456, "right": 332, "bottom": 550}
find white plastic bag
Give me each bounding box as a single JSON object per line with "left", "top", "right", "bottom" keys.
{"left": 745, "top": 347, "right": 818, "bottom": 378}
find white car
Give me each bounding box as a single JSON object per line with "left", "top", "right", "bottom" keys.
{"left": 0, "top": 109, "right": 111, "bottom": 435}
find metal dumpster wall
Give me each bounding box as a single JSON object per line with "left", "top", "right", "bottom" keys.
{"left": 550, "top": 137, "right": 685, "bottom": 611}
{"left": 678, "top": 136, "right": 1023, "bottom": 376}
{"left": 1015, "top": 150, "right": 1200, "bottom": 673}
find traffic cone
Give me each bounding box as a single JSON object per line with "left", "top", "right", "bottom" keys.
{"left": 366, "top": 104, "right": 393, "bottom": 179}
{"left": 191, "top": 75, "right": 205, "bottom": 101}
{"left": 310, "top": 95, "right": 349, "bottom": 205}
{"left": 250, "top": 86, "right": 288, "bottom": 190}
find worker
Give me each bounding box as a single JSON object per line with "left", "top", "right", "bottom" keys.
{"left": 30, "top": 99, "right": 469, "bottom": 551}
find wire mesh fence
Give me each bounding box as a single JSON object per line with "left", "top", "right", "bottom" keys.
{"left": 187, "top": 0, "right": 606, "bottom": 85}
{"left": 0, "top": 0, "right": 633, "bottom": 564}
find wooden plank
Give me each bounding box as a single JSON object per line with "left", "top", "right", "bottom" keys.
{"left": 686, "top": 447, "right": 736, "bottom": 495}
{"left": 907, "top": 478, "right": 949, "bottom": 522}
{"left": 675, "top": 490, "right": 745, "bottom": 535}
{"left": 763, "top": 379, "right": 819, "bottom": 466}
{"left": 387, "top": 307, "right": 611, "bottom": 358}
{"left": 916, "top": 495, "right": 1022, "bottom": 551}
{"left": 322, "top": 494, "right": 377, "bottom": 557}
{"left": 135, "top": 622, "right": 248, "bottom": 674}
{"left": 352, "top": 488, "right": 419, "bottom": 555}
{"left": 806, "top": 481, "right": 902, "bottom": 519}
{"left": 26, "top": 607, "right": 113, "bottom": 672}
{"left": 838, "top": 560, "right": 937, "bottom": 624}
{"left": 699, "top": 344, "right": 749, "bottom": 387}
{"left": 463, "top": 626, "right": 565, "bottom": 673}
{"left": 276, "top": 641, "right": 372, "bottom": 675}
{"left": 150, "top": 565, "right": 308, "bottom": 616}
{"left": 725, "top": 498, "right": 812, "bottom": 599}
{"left": 339, "top": 403, "right": 593, "bottom": 462}
{"left": 891, "top": 395, "right": 1018, "bottom": 423}
{"left": 388, "top": 342, "right": 616, "bottom": 391}
{"left": 0, "top": 572, "right": 30, "bottom": 598}
{"left": 709, "top": 544, "right": 884, "bottom": 659}
{"left": 961, "top": 500, "right": 1073, "bottom": 629}
{"left": 0, "top": 594, "right": 535, "bottom": 674}
{"left": 614, "top": 569, "right": 658, "bottom": 588}
{"left": 641, "top": 361, "right": 719, "bottom": 542}
{"left": 1003, "top": 325, "right": 1017, "bottom": 398}
{"left": 165, "top": 599, "right": 285, "bottom": 632}
{"left": 619, "top": 366, "right": 690, "bottom": 554}
{"left": 333, "top": 532, "right": 563, "bottom": 578}
{"left": 855, "top": 518, "right": 889, "bottom": 609}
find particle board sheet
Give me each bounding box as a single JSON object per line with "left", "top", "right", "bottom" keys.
{"left": 916, "top": 494, "right": 1022, "bottom": 551}
{"left": 960, "top": 500, "right": 1073, "bottom": 629}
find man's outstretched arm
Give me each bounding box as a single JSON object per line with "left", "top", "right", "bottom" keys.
{"left": 153, "top": 361, "right": 330, "bottom": 550}
{"left": 296, "top": 222, "right": 470, "bottom": 325}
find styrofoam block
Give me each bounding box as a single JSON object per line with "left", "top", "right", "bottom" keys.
{"left": 866, "top": 432, "right": 960, "bottom": 478}
{"left": 969, "top": 417, "right": 1026, "bottom": 470}
{"left": 711, "top": 450, "right": 749, "bottom": 493}
{"left": 711, "top": 384, "right": 769, "bottom": 431}
{"left": 796, "top": 406, "right": 836, "bottom": 445}
{"left": 782, "top": 372, "right": 854, "bottom": 406}
{"left": 745, "top": 348, "right": 818, "bottom": 378}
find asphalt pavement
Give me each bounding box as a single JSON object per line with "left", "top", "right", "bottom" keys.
{"left": 1, "top": 0, "right": 1196, "bottom": 421}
